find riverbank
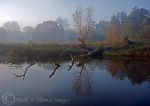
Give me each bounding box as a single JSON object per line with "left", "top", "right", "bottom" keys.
{"left": 0, "top": 41, "right": 150, "bottom": 62}
{"left": 104, "top": 45, "right": 150, "bottom": 58}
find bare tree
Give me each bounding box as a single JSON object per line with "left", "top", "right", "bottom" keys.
{"left": 72, "top": 6, "right": 95, "bottom": 44}
{"left": 107, "top": 14, "right": 125, "bottom": 46}
{"left": 107, "top": 24, "right": 124, "bottom": 46}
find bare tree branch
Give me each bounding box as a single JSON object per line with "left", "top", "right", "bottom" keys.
{"left": 68, "top": 54, "right": 75, "bottom": 71}
{"left": 49, "top": 57, "right": 61, "bottom": 78}
{"left": 72, "top": 6, "right": 95, "bottom": 44}
{"left": 14, "top": 63, "right": 35, "bottom": 81}
{"left": 49, "top": 63, "right": 61, "bottom": 78}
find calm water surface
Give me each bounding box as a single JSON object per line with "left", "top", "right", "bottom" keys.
{"left": 0, "top": 58, "right": 150, "bottom": 106}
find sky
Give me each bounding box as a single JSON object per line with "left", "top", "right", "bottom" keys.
{"left": 0, "top": 0, "right": 150, "bottom": 27}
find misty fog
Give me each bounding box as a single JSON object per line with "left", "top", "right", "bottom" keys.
{"left": 0, "top": 17, "right": 108, "bottom": 43}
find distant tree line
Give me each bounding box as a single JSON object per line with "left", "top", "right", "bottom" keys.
{"left": 107, "top": 7, "right": 150, "bottom": 45}
{"left": 0, "top": 7, "right": 149, "bottom": 43}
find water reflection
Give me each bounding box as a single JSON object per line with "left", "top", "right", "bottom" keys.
{"left": 1, "top": 53, "right": 150, "bottom": 97}
{"left": 14, "top": 63, "right": 36, "bottom": 80}
{"left": 73, "top": 58, "right": 93, "bottom": 96}
{"left": 49, "top": 62, "right": 61, "bottom": 78}
{"left": 106, "top": 60, "right": 150, "bottom": 85}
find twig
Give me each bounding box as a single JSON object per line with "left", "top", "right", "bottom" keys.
{"left": 14, "top": 63, "right": 35, "bottom": 80}
{"left": 49, "top": 57, "right": 61, "bottom": 78}
{"left": 49, "top": 63, "right": 61, "bottom": 78}
{"left": 68, "top": 54, "right": 75, "bottom": 71}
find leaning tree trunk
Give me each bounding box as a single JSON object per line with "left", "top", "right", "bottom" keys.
{"left": 77, "top": 37, "right": 103, "bottom": 58}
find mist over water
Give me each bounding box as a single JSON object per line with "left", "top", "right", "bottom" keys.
{"left": 0, "top": 57, "right": 150, "bottom": 106}
{"left": 0, "top": 0, "right": 150, "bottom": 106}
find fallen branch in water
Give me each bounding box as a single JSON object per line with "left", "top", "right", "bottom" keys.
{"left": 68, "top": 54, "right": 75, "bottom": 71}
{"left": 49, "top": 63, "right": 61, "bottom": 78}
{"left": 14, "top": 63, "right": 35, "bottom": 81}
{"left": 49, "top": 57, "right": 61, "bottom": 78}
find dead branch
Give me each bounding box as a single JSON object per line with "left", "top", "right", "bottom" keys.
{"left": 124, "top": 36, "right": 129, "bottom": 42}
{"left": 49, "top": 57, "right": 61, "bottom": 78}
{"left": 49, "top": 63, "right": 61, "bottom": 78}
{"left": 14, "top": 63, "right": 35, "bottom": 80}
{"left": 80, "top": 49, "right": 103, "bottom": 58}
{"left": 68, "top": 55, "right": 75, "bottom": 71}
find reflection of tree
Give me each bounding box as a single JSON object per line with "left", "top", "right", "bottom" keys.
{"left": 126, "top": 62, "right": 150, "bottom": 85}
{"left": 73, "top": 59, "right": 93, "bottom": 96}
{"left": 106, "top": 60, "right": 150, "bottom": 85}
{"left": 9, "top": 63, "right": 22, "bottom": 69}
{"left": 106, "top": 60, "right": 127, "bottom": 80}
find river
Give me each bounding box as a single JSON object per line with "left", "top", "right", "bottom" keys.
{"left": 0, "top": 58, "right": 150, "bottom": 106}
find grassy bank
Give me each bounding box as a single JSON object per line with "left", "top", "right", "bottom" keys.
{"left": 0, "top": 41, "right": 150, "bottom": 63}
{"left": 0, "top": 43, "right": 83, "bottom": 63}
{"left": 103, "top": 42, "right": 150, "bottom": 58}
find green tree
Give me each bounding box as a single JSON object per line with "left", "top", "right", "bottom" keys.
{"left": 125, "top": 7, "right": 150, "bottom": 39}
